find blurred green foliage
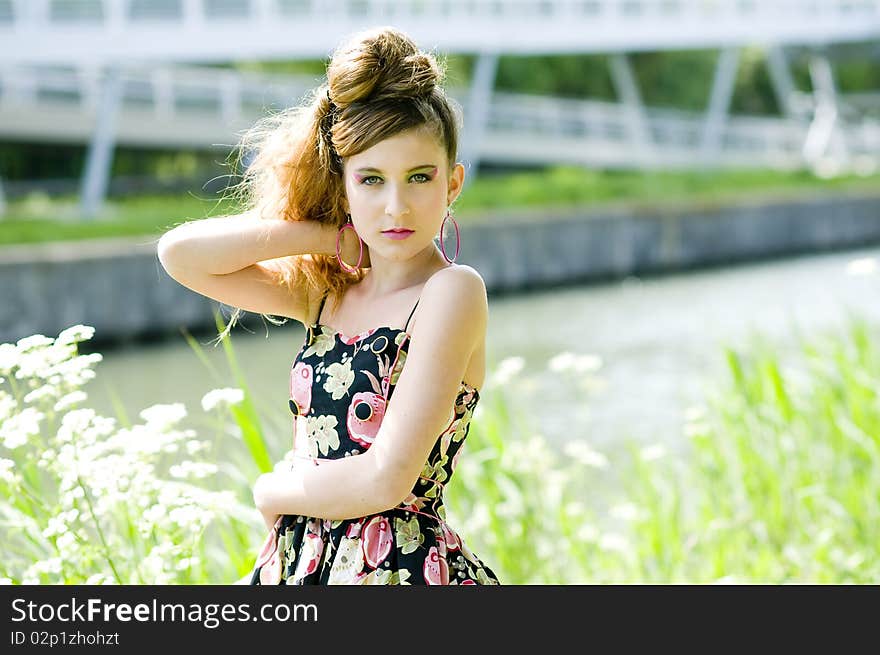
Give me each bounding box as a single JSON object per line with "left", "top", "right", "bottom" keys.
{"left": 3, "top": 166, "right": 879, "bottom": 246}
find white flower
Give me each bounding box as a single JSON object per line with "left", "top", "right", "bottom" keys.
{"left": 45, "top": 353, "right": 102, "bottom": 387}
{"left": 55, "top": 532, "right": 77, "bottom": 556}
{"left": 56, "top": 325, "right": 95, "bottom": 346}
{"left": 168, "top": 505, "right": 205, "bottom": 529}
{"left": 176, "top": 556, "right": 200, "bottom": 571}
{"left": 42, "top": 515, "right": 68, "bottom": 538}
{"left": 169, "top": 461, "right": 218, "bottom": 479}
{"left": 548, "top": 352, "right": 602, "bottom": 374}
{"left": 489, "top": 356, "right": 525, "bottom": 387}
{"left": 323, "top": 361, "right": 354, "bottom": 400}
{"left": 23, "top": 384, "right": 62, "bottom": 405}
{"left": 185, "top": 439, "right": 208, "bottom": 455}
{"left": 573, "top": 354, "right": 602, "bottom": 374}
{"left": 577, "top": 524, "right": 599, "bottom": 542}
{"left": 845, "top": 256, "right": 877, "bottom": 276}
{"left": 0, "top": 458, "right": 16, "bottom": 485}
{"left": 16, "top": 334, "right": 54, "bottom": 352}
{"left": 56, "top": 408, "right": 99, "bottom": 443}
{"left": 201, "top": 387, "right": 245, "bottom": 412}
{"left": 0, "top": 391, "right": 16, "bottom": 423}
{"left": 54, "top": 390, "right": 88, "bottom": 412}
{"left": 712, "top": 575, "right": 740, "bottom": 585}
{"left": 598, "top": 532, "right": 631, "bottom": 554}
{"left": 683, "top": 422, "right": 709, "bottom": 439}
{"left": 143, "top": 504, "right": 167, "bottom": 525}
{"left": 548, "top": 351, "right": 576, "bottom": 372}
{"left": 609, "top": 502, "right": 642, "bottom": 522}
{"left": 562, "top": 440, "right": 609, "bottom": 469}
{"left": 0, "top": 343, "right": 19, "bottom": 375}
{"left": 139, "top": 403, "right": 187, "bottom": 430}
{"left": 0, "top": 406, "right": 44, "bottom": 449}
{"left": 683, "top": 405, "right": 706, "bottom": 422}
{"left": 640, "top": 444, "right": 667, "bottom": 462}
{"left": 14, "top": 349, "right": 59, "bottom": 380}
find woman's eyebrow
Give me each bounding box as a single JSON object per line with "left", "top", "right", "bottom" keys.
{"left": 354, "top": 164, "right": 437, "bottom": 173}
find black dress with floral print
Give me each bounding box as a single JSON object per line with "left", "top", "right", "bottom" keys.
{"left": 249, "top": 290, "right": 500, "bottom": 585}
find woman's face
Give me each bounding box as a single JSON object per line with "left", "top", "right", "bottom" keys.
{"left": 342, "top": 128, "right": 464, "bottom": 263}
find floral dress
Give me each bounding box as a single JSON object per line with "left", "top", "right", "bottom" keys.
{"left": 249, "top": 289, "right": 500, "bottom": 585}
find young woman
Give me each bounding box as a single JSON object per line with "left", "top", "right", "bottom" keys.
{"left": 157, "top": 26, "right": 500, "bottom": 585}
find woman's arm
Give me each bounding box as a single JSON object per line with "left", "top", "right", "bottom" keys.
{"left": 157, "top": 211, "right": 355, "bottom": 276}
{"left": 252, "top": 266, "right": 487, "bottom": 521}
{"left": 156, "top": 212, "right": 367, "bottom": 321}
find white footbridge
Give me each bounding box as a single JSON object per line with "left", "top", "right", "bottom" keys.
{"left": 1, "top": 0, "right": 879, "bottom": 215}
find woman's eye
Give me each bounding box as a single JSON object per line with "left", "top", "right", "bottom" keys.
{"left": 360, "top": 174, "right": 431, "bottom": 185}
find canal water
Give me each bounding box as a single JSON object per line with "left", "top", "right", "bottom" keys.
{"left": 80, "top": 245, "right": 880, "bottom": 459}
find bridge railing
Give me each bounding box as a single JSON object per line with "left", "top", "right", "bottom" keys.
{"left": 4, "top": 1, "right": 880, "bottom": 28}
{"left": 2, "top": 64, "right": 878, "bottom": 171}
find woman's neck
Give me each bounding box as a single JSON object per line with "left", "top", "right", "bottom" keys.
{"left": 362, "top": 245, "right": 450, "bottom": 297}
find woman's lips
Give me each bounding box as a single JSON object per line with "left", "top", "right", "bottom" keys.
{"left": 383, "top": 229, "right": 413, "bottom": 240}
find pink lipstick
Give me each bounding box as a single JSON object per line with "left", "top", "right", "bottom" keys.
{"left": 382, "top": 228, "right": 414, "bottom": 240}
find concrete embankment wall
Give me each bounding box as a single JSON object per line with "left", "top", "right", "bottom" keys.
{"left": 2, "top": 190, "right": 879, "bottom": 347}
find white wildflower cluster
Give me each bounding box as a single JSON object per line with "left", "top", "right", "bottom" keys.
{"left": 498, "top": 433, "right": 556, "bottom": 476}
{"left": 486, "top": 356, "right": 525, "bottom": 389}
{"left": 201, "top": 388, "right": 245, "bottom": 413}
{"left": 0, "top": 390, "right": 16, "bottom": 423}
{"left": 562, "top": 440, "right": 609, "bottom": 469}
{"left": 21, "top": 557, "right": 64, "bottom": 585}
{"left": 12, "top": 333, "right": 101, "bottom": 392}
{"left": 844, "top": 256, "right": 878, "bottom": 277}
{"left": 639, "top": 443, "right": 667, "bottom": 462}
{"left": 609, "top": 502, "right": 645, "bottom": 523}
{"left": 169, "top": 461, "right": 219, "bottom": 479}
{"left": 0, "top": 326, "right": 253, "bottom": 585}
{"left": 548, "top": 351, "right": 603, "bottom": 374}
{"left": 0, "top": 457, "right": 17, "bottom": 486}
{"left": 0, "top": 406, "right": 43, "bottom": 449}
{"left": 598, "top": 532, "right": 633, "bottom": 555}
{"left": 54, "top": 390, "right": 88, "bottom": 413}
{"left": 683, "top": 405, "right": 711, "bottom": 439}
{"left": 547, "top": 350, "right": 607, "bottom": 396}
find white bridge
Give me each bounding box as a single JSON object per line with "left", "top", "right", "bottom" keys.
{"left": 3, "top": 0, "right": 879, "bottom": 63}
{"left": 2, "top": 64, "right": 877, "bottom": 171}
{"left": 1, "top": 0, "right": 879, "bottom": 215}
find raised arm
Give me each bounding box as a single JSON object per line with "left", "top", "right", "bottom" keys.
{"left": 156, "top": 212, "right": 366, "bottom": 323}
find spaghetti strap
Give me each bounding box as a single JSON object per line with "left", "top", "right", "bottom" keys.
{"left": 314, "top": 291, "right": 329, "bottom": 327}
{"left": 403, "top": 295, "right": 420, "bottom": 333}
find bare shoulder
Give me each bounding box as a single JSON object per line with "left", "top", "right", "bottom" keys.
{"left": 423, "top": 263, "right": 487, "bottom": 300}
{"left": 414, "top": 264, "right": 488, "bottom": 340}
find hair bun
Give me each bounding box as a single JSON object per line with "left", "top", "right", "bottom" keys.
{"left": 327, "top": 26, "right": 444, "bottom": 106}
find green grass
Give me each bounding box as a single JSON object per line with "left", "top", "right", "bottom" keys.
{"left": 445, "top": 313, "right": 880, "bottom": 583}
{"left": 3, "top": 309, "right": 879, "bottom": 583}
{"left": 2, "top": 166, "right": 879, "bottom": 246}
{"left": 459, "top": 166, "right": 880, "bottom": 219}
{"left": 0, "top": 193, "right": 238, "bottom": 246}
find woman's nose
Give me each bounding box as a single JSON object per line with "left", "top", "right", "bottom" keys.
{"left": 384, "top": 186, "right": 411, "bottom": 218}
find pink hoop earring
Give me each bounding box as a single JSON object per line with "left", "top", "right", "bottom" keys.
{"left": 336, "top": 215, "right": 363, "bottom": 273}
{"left": 439, "top": 208, "right": 460, "bottom": 263}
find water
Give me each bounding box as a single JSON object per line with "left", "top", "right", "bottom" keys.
{"left": 80, "top": 245, "right": 880, "bottom": 457}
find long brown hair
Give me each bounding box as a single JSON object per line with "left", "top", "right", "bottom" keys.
{"left": 215, "top": 25, "right": 463, "bottom": 342}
